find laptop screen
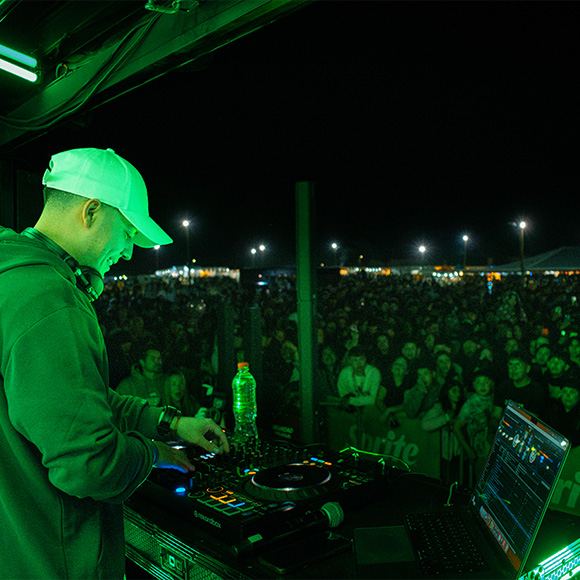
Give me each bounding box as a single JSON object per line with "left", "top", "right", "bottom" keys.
{"left": 470, "top": 400, "right": 571, "bottom": 576}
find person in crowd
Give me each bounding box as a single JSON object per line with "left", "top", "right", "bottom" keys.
{"left": 530, "top": 343, "right": 551, "bottom": 382}
{"left": 343, "top": 323, "right": 362, "bottom": 361}
{"left": 403, "top": 357, "right": 441, "bottom": 419}
{"left": 376, "top": 356, "right": 409, "bottom": 427}
{"left": 421, "top": 380, "right": 466, "bottom": 482}
{"left": 495, "top": 351, "right": 546, "bottom": 417}
{"left": 496, "top": 290, "right": 527, "bottom": 325}
{"left": 369, "top": 333, "right": 392, "bottom": 379}
{"left": 545, "top": 304, "right": 573, "bottom": 338}
{"left": 421, "top": 380, "right": 464, "bottom": 432}
{"left": 544, "top": 346, "right": 570, "bottom": 400}
{"left": 454, "top": 371, "right": 501, "bottom": 476}
{"left": 279, "top": 339, "right": 301, "bottom": 407}
{"left": 529, "top": 335, "right": 550, "bottom": 360}
{"left": 263, "top": 322, "right": 290, "bottom": 383}
{"left": 432, "top": 350, "right": 461, "bottom": 390}
{"left": 0, "top": 147, "right": 229, "bottom": 580}
{"left": 567, "top": 335, "right": 580, "bottom": 368}
{"left": 260, "top": 334, "right": 301, "bottom": 435}
{"left": 337, "top": 345, "right": 382, "bottom": 409}
{"left": 163, "top": 321, "right": 195, "bottom": 372}
{"left": 420, "top": 332, "right": 436, "bottom": 356}
{"left": 117, "top": 344, "right": 165, "bottom": 406}
{"left": 547, "top": 367, "right": 580, "bottom": 447}
{"left": 106, "top": 328, "right": 133, "bottom": 390}
{"left": 161, "top": 369, "right": 201, "bottom": 418}
{"left": 126, "top": 313, "right": 154, "bottom": 345}
{"left": 401, "top": 339, "right": 421, "bottom": 385}
{"left": 469, "top": 347, "right": 497, "bottom": 385}
{"left": 401, "top": 340, "right": 421, "bottom": 370}
{"left": 455, "top": 338, "right": 481, "bottom": 386}
{"left": 498, "top": 337, "right": 521, "bottom": 367}
{"left": 318, "top": 341, "right": 343, "bottom": 399}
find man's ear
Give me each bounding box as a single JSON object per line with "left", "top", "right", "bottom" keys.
{"left": 81, "top": 199, "right": 102, "bottom": 228}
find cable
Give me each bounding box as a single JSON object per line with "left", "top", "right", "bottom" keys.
{"left": 338, "top": 446, "right": 411, "bottom": 472}
{"left": 445, "top": 481, "right": 458, "bottom": 506}
{"left": 0, "top": 11, "right": 161, "bottom": 131}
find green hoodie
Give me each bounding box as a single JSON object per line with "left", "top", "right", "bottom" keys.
{"left": 0, "top": 226, "right": 163, "bottom": 579}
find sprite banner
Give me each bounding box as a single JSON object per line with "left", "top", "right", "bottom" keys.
{"left": 326, "top": 407, "right": 440, "bottom": 477}
{"left": 551, "top": 446, "right": 580, "bottom": 516}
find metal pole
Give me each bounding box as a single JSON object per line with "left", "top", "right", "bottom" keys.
{"left": 296, "top": 181, "right": 317, "bottom": 444}
{"left": 217, "top": 300, "right": 236, "bottom": 430}
{"left": 519, "top": 227, "right": 525, "bottom": 276}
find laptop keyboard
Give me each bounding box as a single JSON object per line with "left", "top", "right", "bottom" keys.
{"left": 404, "top": 511, "right": 490, "bottom": 576}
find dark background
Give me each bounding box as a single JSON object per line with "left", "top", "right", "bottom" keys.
{"left": 10, "top": 1, "right": 580, "bottom": 275}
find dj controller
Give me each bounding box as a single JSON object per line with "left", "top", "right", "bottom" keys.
{"left": 126, "top": 439, "right": 580, "bottom": 580}
{"left": 141, "top": 438, "right": 394, "bottom": 547}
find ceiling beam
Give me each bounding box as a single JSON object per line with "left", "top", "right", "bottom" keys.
{"left": 0, "top": 0, "right": 313, "bottom": 149}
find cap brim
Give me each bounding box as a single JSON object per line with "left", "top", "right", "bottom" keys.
{"left": 120, "top": 209, "right": 173, "bottom": 248}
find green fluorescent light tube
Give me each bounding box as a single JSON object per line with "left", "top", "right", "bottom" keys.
{"left": 0, "top": 57, "right": 38, "bottom": 82}
{"left": 0, "top": 43, "right": 37, "bottom": 68}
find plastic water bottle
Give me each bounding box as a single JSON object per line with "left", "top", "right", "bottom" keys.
{"left": 232, "top": 362, "right": 258, "bottom": 442}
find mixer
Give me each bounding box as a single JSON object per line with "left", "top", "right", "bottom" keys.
{"left": 141, "top": 438, "right": 394, "bottom": 544}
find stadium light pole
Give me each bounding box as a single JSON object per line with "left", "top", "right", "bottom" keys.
{"left": 182, "top": 220, "right": 191, "bottom": 284}
{"left": 331, "top": 242, "right": 339, "bottom": 266}
{"left": 519, "top": 221, "right": 526, "bottom": 276}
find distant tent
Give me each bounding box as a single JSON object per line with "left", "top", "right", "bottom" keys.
{"left": 497, "top": 247, "right": 580, "bottom": 271}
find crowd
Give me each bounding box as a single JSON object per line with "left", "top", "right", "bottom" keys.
{"left": 97, "top": 271, "right": 580, "bottom": 473}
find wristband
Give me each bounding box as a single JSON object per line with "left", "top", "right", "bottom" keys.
{"left": 157, "top": 406, "right": 179, "bottom": 438}
{"left": 151, "top": 441, "right": 160, "bottom": 466}
{"left": 173, "top": 414, "right": 182, "bottom": 438}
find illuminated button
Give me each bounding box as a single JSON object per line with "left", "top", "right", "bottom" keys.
{"left": 228, "top": 500, "right": 246, "bottom": 508}
{"left": 200, "top": 500, "right": 222, "bottom": 509}
{"left": 238, "top": 504, "right": 256, "bottom": 513}
{"left": 206, "top": 486, "right": 224, "bottom": 494}
{"left": 210, "top": 503, "right": 231, "bottom": 513}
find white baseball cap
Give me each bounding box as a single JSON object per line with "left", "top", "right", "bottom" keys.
{"left": 42, "top": 147, "right": 173, "bottom": 248}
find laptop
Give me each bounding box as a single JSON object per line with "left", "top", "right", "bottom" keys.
{"left": 354, "top": 400, "right": 571, "bottom": 579}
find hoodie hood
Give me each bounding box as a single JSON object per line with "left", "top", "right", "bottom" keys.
{"left": 0, "top": 226, "right": 76, "bottom": 285}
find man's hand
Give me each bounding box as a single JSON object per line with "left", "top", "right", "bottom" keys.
{"left": 153, "top": 441, "right": 195, "bottom": 473}
{"left": 175, "top": 416, "right": 230, "bottom": 455}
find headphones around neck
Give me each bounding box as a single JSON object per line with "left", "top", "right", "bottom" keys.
{"left": 21, "top": 227, "right": 104, "bottom": 302}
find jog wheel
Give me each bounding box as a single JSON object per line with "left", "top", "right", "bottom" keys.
{"left": 244, "top": 462, "right": 335, "bottom": 502}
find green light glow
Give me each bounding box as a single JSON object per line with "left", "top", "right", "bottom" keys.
{"left": 0, "top": 43, "right": 37, "bottom": 68}
{"left": 0, "top": 57, "right": 38, "bottom": 82}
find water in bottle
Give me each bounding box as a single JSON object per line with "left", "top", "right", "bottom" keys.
{"left": 232, "top": 362, "right": 258, "bottom": 442}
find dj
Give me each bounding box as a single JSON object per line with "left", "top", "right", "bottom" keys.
{"left": 0, "top": 148, "right": 229, "bottom": 579}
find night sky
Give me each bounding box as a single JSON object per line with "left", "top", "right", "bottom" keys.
{"left": 11, "top": 1, "right": 580, "bottom": 275}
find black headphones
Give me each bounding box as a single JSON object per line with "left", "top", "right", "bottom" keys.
{"left": 21, "top": 227, "right": 104, "bottom": 302}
